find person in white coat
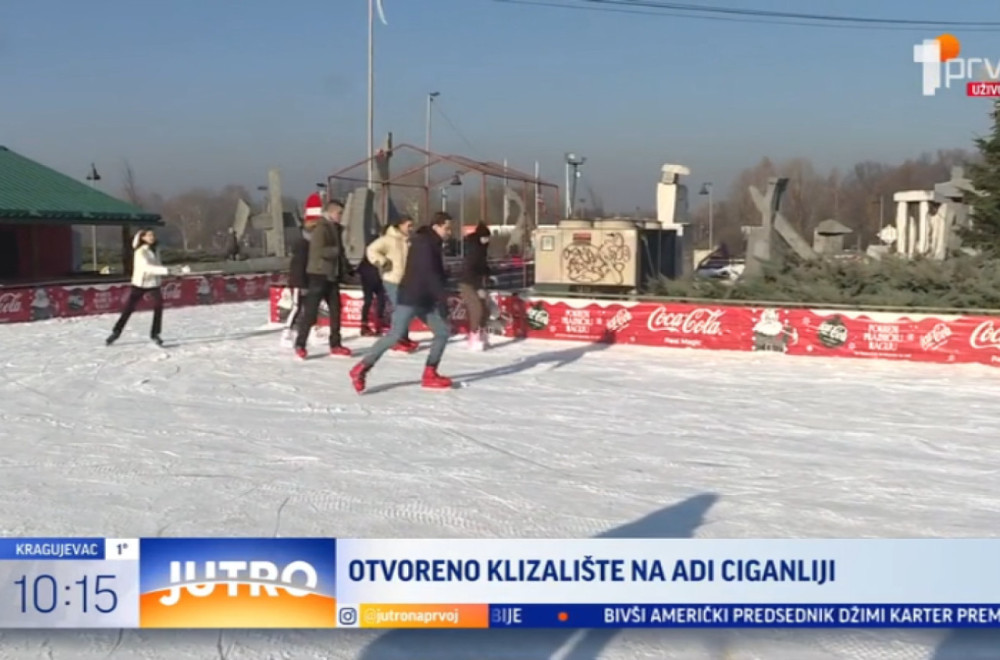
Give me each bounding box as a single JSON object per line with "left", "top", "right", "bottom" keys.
{"left": 106, "top": 229, "right": 189, "bottom": 346}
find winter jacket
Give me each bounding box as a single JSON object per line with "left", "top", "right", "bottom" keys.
{"left": 288, "top": 228, "right": 312, "bottom": 289}
{"left": 131, "top": 237, "right": 170, "bottom": 289}
{"left": 365, "top": 225, "right": 409, "bottom": 285}
{"left": 396, "top": 226, "right": 447, "bottom": 310}
{"left": 459, "top": 223, "right": 491, "bottom": 287}
{"left": 306, "top": 219, "right": 352, "bottom": 282}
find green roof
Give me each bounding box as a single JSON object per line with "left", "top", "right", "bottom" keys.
{"left": 0, "top": 146, "right": 162, "bottom": 225}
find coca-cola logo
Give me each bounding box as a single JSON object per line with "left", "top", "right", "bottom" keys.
{"left": 970, "top": 320, "right": 1000, "bottom": 350}
{"left": 447, "top": 296, "right": 466, "bottom": 320}
{"left": 920, "top": 322, "right": 952, "bottom": 351}
{"left": 0, "top": 291, "right": 24, "bottom": 315}
{"left": 162, "top": 282, "right": 182, "bottom": 301}
{"left": 93, "top": 291, "right": 112, "bottom": 310}
{"left": 606, "top": 308, "right": 633, "bottom": 333}
{"left": 646, "top": 306, "right": 724, "bottom": 335}
{"left": 817, "top": 317, "right": 848, "bottom": 349}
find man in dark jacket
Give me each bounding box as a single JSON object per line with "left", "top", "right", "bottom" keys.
{"left": 294, "top": 200, "right": 354, "bottom": 358}
{"left": 349, "top": 212, "right": 454, "bottom": 392}
{"left": 458, "top": 222, "right": 492, "bottom": 350}
{"left": 280, "top": 220, "right": 314, "bottom": 345}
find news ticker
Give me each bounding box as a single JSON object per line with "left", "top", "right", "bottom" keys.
{"left": 6, "top": 537, "right": 1000, "bottom": 628}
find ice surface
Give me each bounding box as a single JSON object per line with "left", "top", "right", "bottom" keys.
{"left": 1, "top": 301, "right": 1000, "bottom": 659}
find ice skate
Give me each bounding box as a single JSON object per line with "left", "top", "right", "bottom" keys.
{"left": 421, "top": 365, "right": 453, "bottom": 389}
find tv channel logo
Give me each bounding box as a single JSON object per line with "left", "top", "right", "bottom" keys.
{"left": 914, "top": 34, "right": 1000, "bottom": 97}
{"left": 138, "top": 538, "right": 337, "bottom": 628}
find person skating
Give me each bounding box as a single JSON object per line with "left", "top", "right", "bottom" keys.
{"left": 357, "top": 233, "right": 388, "bottom": 337}
{"left": 458, "top": 222, "right": 492, "bottom": 351}
{"left": 280, "top": 203, "right": 320, "bottom": 346}
{"left": 350, "top": 212, "right": 454, "bottom": 392}
{"left": 106, "top": 229, "right": 189, "bottom": 346}
{"left": 365, "top": 215, "right": 418, "bottom": 353}
{"left": 293, "top": 198, "right": 354, "bottom": 359}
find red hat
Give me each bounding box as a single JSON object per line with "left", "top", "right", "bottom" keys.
{"left": 304, "top": 193, "right": 324, "bottom": 222}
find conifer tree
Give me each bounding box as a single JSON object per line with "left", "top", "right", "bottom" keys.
{"left": 961, "top": 100, "right": 1000, "bottom": 254}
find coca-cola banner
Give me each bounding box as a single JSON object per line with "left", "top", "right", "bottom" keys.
{"left": 0, "top": 272, "right": 284, "bottom": 324}
{"left": 269, "top": 288, "right": 1000, "bottom": 369}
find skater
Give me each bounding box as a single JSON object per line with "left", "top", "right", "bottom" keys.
{"left": 106, "top": 229, "right": 189, "bottom": 346}
{"left": 350, "top": 212, "right": 454, "bottom": 392}
{"left": 357, "top": 233, "right": 388, "bottom": 337}
{"left": 458, "top": 222, "right": 492, "bottom": 350}
{"left": 293, "top": 198, "right": 354, "bottom": 359}
{"left": 280, "top": 203, "right": 320, "bottom": 345}
{"left": 365, "top": 215, "right": 418, "bottom": 353}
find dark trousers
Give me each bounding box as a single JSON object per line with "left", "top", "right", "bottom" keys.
{"left": 112, "top": 286, "right": 163, "bottom": 338}
{"left": 360, "top": 272, "right": 387, "bottom": 329}
{"left": 296, "top": 276, "right": 342, "bottom": 349}
{"left": 458, "top": 283, "right": 489, "bottom": 333}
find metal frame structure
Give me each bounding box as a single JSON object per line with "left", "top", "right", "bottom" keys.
{"left": 326, "top": 143, "right": 560, "bottom": 227}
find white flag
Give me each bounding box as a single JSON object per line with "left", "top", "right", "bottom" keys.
{"left": 375, "top": 0, "right": 388, "bottom": 25}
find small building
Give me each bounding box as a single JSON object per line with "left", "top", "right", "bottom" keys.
{"left": 0, "top": 146, "right": 161, "bottom": 282}
{"left": 812, "top": 218, "right": 853, "bottom": 256}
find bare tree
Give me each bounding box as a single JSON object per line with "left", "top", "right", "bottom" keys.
{"left": 121, "top": 160, "right": 144, "bottom": 209}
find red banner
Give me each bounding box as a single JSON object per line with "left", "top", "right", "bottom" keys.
{"left": 0, "top": 273, "right": 284, "bottom": 324}
{"left": 269, "top": 288, "right": 1000, "bottom": 368}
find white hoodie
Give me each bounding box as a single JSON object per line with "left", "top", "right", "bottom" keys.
{"left": 131, "top": 233, "right": 170, "bottom": 288}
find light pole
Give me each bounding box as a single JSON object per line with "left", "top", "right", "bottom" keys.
{"left": 425, "top": 91, "right": 439, "bottom": 189}
{"left": 366, "top": 0, "right": 375, "bottom": 189}
{"left": 86, "top": 163, "right": 101, "bottom": 272}
{"left": 564, "top": 153, "right": 585, "bottom": 218}
{"left": 699, "top": 182, "right": 714, "bottom": 250}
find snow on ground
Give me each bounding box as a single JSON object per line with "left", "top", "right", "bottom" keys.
{"left": 1, "top": 301, "right": 1000, "bottom": 659}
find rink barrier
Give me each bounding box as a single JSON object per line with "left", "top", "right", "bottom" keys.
{"left": 0, "top": 272, "right": 285, "bottom": 323}
{"left": 0, "top": 259, "right": 534, "bottom": 325}
{"left": 269, "top": 285, "right": 1000, "bottom": 368}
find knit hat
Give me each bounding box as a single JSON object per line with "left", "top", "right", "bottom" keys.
{"left": 304, "top": 193, "right": 324, "bottom": 223}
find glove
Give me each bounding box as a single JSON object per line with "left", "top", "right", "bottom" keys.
{"left": 180, "top": 265, "right": 192, "bottom": 274}
{"left": 382, "top": 259, "right": 392, "bottom": 272}
{"left": 476, "top": 289, "right": 487, "bottom": 299}
{"left": 487, "top": 275, "right": 499, "bottom": 286}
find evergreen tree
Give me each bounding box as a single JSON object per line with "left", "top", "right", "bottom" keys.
{"left": 961, "top": 100, "right": 1000, "bottom": 254}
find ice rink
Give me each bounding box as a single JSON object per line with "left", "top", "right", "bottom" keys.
{"left": 1, "top": 300, "right": 999, "bottom": 659}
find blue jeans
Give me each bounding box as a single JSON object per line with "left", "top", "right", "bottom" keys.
{"left": 363, "top": 302, "right": 450, "bottom": 368}
{"left": 383, "top": 282, "right": 409, "bottom": 340}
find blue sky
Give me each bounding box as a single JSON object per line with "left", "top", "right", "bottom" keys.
{"left": 1, "top": 0, "right": 997, "bottom": 210}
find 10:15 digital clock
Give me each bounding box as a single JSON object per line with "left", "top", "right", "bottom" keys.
{"left": 0, "top": 559, "right": 139, "bottom": 627}
{"left": 14, "top": 573, "right": 118, "bottom": 614}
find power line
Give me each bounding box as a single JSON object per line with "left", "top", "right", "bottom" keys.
{"left": 433, "top": 102, "right": 482, "bottom": 157}
{"left": 494, "top": 0, "right": 1000, "bottom": 31}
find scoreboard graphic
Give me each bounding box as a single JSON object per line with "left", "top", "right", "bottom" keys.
{"left": 2, "top": 537, "right": 1000, "bottom": 629}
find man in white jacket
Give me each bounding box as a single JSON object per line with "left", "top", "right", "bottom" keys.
{"left": 106, "top": 229, "right": 189, "bottom": 346}
{"left": 365, "top": 216, "right": 417, "bottom": 353}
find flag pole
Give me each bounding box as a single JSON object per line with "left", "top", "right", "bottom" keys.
{"left": 366, "top": 0, "right": 375, "bottom": 189}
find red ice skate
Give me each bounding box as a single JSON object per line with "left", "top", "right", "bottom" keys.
{"left": 294, "top": 347, "right": 308, "bottom": 360}
{"left": 421, "top": 366, "right": 453, "bottom": 389}
{"left": 392, "top": 338, "right": 418, "bottom": 353}
{"left": 350, "top": 362, "right": 370, "bottom": 393}
{"left": 330, "top": 345, "right": 352, "bottom": 357}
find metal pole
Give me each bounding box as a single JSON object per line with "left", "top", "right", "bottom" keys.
{"left": 441, "top": 187, "right": 447, "bottom": 212}
{"left": 534, "top": 161, "right": 541, "bottom": 226}
{"left": 708, "top": 187, "right": 714, "bottom": 250}
{"left": 366, "top": 0, "right": 375, "bottom": 189}
{"left": 424, "top": 92, "right": 438, "bottom": 190}
{"left": 88, "top": 179, "right": 98, "bottom": 272}
{"left": 564, "top": 162, "right": 571, "bottom": 218}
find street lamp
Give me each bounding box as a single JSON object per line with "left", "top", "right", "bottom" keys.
{"left": 425, "top": 91, "right": 440, "bottom": 189}
{"left": 699, "top": 182, "right": 714, "bottom": 250}
{"left": 564, "top": 153, "right": 585, "bottom": 218}
{"left": 86, "top": 163, "right": 101, "bottom": 272}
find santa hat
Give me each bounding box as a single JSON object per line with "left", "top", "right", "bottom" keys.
{"left": 304, "top": 193, "right": 324, "bottom": 222}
